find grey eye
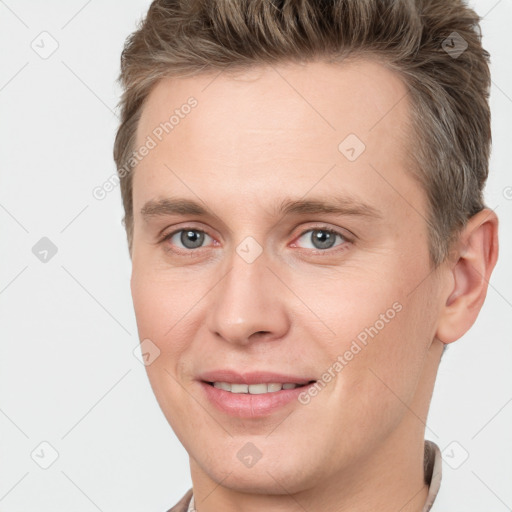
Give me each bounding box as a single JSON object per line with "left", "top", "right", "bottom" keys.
{"left": 172, "top": 229, "right": 211, "bottom": 249}
{"left": 297, "top": 229, "right": 344, "bottom": 250}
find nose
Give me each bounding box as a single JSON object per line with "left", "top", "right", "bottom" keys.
{"left": 207, "top": 245, "right": 290, "bottom": 347}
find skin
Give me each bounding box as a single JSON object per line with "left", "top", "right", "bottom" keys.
{"left": 129, "top": 59, "right": 498, "bottom": 511}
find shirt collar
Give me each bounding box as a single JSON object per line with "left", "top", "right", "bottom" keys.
{"left": 187, "top": 494, "right": 195, "bottom": 512}
{"left": 423, "top": 440, "right": 443, "bottom": 511}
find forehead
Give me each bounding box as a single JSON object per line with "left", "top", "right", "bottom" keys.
{"left": 133, "top": 59, "right": 424, "bottom": 225}
{"left": 136, "top": 58, "right": 411, "bottom": 147}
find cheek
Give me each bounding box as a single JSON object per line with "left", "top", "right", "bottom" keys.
{"left": 130, "top": 270, "right": 196, "bottom": 432}
{"left": 131, "top": 274, "right": 165, "bottom": 339}
{"left": 347, "top": 293, "right": 437, "bottom": 413}
{"left": 130, "top": 266, "right": 192, "bottom": 347}
{"left": 312, "top": 267, "right": 434, "bottom": 405}
{"left": 312, "top": 302, "right": 431, "bottom": 458}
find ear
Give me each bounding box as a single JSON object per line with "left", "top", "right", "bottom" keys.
{"left": 436, "top": 208, "right": 499, "bottom": 345}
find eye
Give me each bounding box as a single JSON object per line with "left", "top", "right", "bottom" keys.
{"left": 159, "top": 225, "right": 351, "bottom": 255}
{"left": 292, "top": 227, "right": 349, "bottom": 252}
{"left": 162, "top": 228, "right": 213, "bottom": 251}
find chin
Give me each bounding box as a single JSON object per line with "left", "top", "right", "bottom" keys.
{"left": 193, "top": 447, "right": 320, "bottom": 495}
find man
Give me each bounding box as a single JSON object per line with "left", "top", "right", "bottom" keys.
{"left": 113, "top": 1, "right": 499, "bottom": 510}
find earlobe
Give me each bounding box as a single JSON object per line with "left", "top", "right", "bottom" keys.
{"left": 435, "top": 208, "right": 499, "bottom": 345}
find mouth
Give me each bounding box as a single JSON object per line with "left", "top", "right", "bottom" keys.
{"left": 197, "top": 370, "right": 318, "bottom": 417}
{"left": 199, "top": 376, "right": 318, "bottom": 417}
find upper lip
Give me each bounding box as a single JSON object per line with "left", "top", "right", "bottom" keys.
{"left": 198, "top": 369, "right": 316, "bottom": 385}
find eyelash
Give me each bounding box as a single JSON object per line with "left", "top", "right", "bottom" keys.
{"left": 159, "top": 225, "right": 353, "bottom": 256}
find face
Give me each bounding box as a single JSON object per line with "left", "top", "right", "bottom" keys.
{"left": 130, "top": 59, "right": 445, "bottom": 494}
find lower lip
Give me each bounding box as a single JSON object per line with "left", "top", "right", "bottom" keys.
{"left": 199, "top": 381, "right": 315, "bottom": 418}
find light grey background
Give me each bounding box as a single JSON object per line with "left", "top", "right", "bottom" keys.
{"left": 0, "top": 1, "right": 511, "bottom": 510}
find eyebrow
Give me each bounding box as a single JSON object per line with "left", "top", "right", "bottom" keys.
{"left": 140, "top": 196, "right": 383, "bottom": 222}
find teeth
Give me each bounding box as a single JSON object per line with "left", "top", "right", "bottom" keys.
{"left": 212, "top": 382, "right": 300, "bottom": 394}
{"left": 231, "top": 383, "right": 248, "bottom": 393}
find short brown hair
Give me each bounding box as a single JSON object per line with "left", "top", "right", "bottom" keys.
{"left": 114, "top": 0, "right": 491, "bottom": 267}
